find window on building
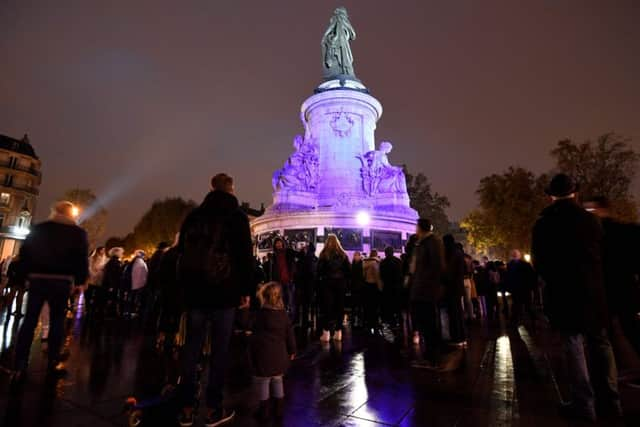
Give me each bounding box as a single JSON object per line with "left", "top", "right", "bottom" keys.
{"left": 0, "top": 193, "right": 10, "bottom": 206}
{"left": 0, "top": 214, "right": 4, "bottom": 227}
{"left": 8, "top": 157, "right": 17, "bottom": 168}
{"left": 3, "top": 175, "right": 13, "bottom": 187}
{"left": 17, "top": 214, "right": 30, "bottom": 228}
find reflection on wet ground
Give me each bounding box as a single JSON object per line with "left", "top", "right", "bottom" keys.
{"left": 0, "top": 299, "right": 638, "bottom": 427}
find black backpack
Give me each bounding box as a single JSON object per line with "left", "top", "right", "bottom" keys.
{"left": 178, "top": 209, "right": 232, "bottom": 287}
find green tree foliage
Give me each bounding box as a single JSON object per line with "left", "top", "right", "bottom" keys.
{"left": 551, "top": 133, "right": 639, "bottom": 220}
{"left": 129, "top": 197, "right": 196, "bottom": 254}
{"left": 62, "top": 188, "right": 107, "bottom": 250}
{"left": 462, "top": 167, "right": 548, "bottom": 258}
{"left": 404, "top": 167, "right": 451, "bottom": 235}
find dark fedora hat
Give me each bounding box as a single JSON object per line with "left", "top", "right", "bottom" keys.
{"left": 545, "top": 173, "right": 579, "bottom": 197}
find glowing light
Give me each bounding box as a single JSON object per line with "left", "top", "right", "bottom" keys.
{"left": 523, "top": 253, "right": 531, "bottom": 263}
{"left": 13, "top": 226, "right": 30, "bottom": 236}
{"left": 356, "top": 211, "right": 370, "bottom": 226}
{"left": 71, "top": 206, "right": 80, "bottom": 218}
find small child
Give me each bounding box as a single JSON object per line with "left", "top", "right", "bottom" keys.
{"left": 251, "top": 282, "right": 297, "bottom": 421}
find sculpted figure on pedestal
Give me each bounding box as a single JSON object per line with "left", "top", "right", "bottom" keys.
{"left": 272, "top": 135, "right": 319, "bottom": 192}
{"left": 321, "top": 7, "right": 356, "bottom": 79}
{"left": 358, "top": 142, "right": 408, "bottom": 196}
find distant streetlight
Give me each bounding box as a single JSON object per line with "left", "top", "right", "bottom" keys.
{"left": 356, "top": 211, "right": 370, "bottom": 226}
{"left": 524, "top": 253, "right": 532, "bottom": 263}
{"left": 71, "top": 206, "right": 80, "bottom": 218}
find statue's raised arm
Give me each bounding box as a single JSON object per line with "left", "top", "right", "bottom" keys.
{"left": 321, "top": 7, "right": 357, "bottom": 79}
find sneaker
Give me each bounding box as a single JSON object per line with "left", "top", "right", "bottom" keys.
{"left": 178, "top": 409, "right": 195, "bottom": 427}
{"left": 333, "top": 330, "right": 342, "bottom": 341}
{"left": 204, "top": 408, "right": 235, "bottom": 427}
{"left": 320, "top": 330, "right": 331, "bottom": 343}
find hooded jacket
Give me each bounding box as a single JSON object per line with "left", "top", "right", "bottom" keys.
{"left": 178, "top": 190, "right": 254, "bottom": 309}
{"left": 532, "top": 198, "right": 608, "bottom": 333}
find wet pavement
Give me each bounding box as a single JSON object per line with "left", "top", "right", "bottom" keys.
{"left": 0, "top": 297, "right": 638, "bottom": 427}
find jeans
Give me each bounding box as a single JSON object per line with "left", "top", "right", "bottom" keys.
{"left": 562, "top": 329, "right": 620, "bottom": 414}
{"left": 180, "top": 307, "right": 235, "bottom": 410}
{"left": 254, "top": 375, "right": 284, "bottom": 400}
{"left": 15, "top": 279, "right": 72, "bottom": 370}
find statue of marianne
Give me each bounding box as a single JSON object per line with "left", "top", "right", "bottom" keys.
{"left": 321, "top": 7, "right": 356, "bottom": 79}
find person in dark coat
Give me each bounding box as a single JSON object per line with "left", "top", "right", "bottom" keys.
{"left": 584, "top": 197, "right": 640, "bottom": 371}
{"left": 409, "top": 218, "right": 445, "bottom": 368}
{"left": 379, "top": 247, "right": 403, "bottom": 327}
{"left": 177, "top": 173, "right": 253, "bottom": 427}
{"left": 473, "top": 260, "right": 489, "bottom": 318}
{"left": 532, "top": 174, "right": 621, "bottom": 422}
{"left": 13, "top": 201, "right": 89, "bottom": 379}
{"left": 350, "top": 251, "right": 365, "bottom": 328}
{"left": 442, "top": 234, "right": 466, "bottom": 345}
{"left": 505, "top": 250, "right": 538, "bottom": 330}
{"left": 144, "top": 241, "right": 170, "bottom": 330}
{"left": 295, "top": 243, "right": 317, "bottom": 327}
{"left": 251, "top": 282, "right": 297, "bottom": 421}
{"left": 316, "top": 234, "right": 351, "bottom": 342}
{"left": 268, "top": 237, "right": 298, "bottom": 319}
{"left": 156, "top": 237, "right": 182, "bottom": 348}
{"left": 102, "top": 247, "right": 124, "bottom": 317}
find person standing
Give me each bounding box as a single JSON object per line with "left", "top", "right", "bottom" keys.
{"left": 268, "top": 237, "right": 298, "bottom": 319}
{"left": 177, "top": 173, "right": 253, "bottom": 427}
{"left": 349, "top": 252, "right": 365, "bottom": 328}
{"left": 13, "top": 201, "right": 89, "bottom": 379}
{"left": 409, "top": 219, "right": 445, "bottom": 368}
{"left": 442, "top": 234, "right": 466, "bottom": 346}
{"left": 532, "top": 174, "right": 621, "bottom": 422}
{"left": 251, "top": 282, "right": 297, "bottom": 421}
{"left": 362, "top": 250, "right": 382, "bottom": 334}
{"left": 505, "top": 249, "right": 537, "bottom": 330}
{"left": 128, "top": 250, "right": 148, "bottom": 317}
{"left": 379, "top": 247, "right": 403, "bottom": 328}
{"left": 295, "top": 243, "right": 318, "bottom": 328}
{"left": 316, "top": 235, "right": 351, "bottom": 342}
{"left": 86, "top": 247, "right": 107, "bottom": 315}
{"left": 102, "top": 247, "right": 124, "bottom": 318}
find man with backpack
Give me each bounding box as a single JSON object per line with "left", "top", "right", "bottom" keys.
{"left": 177, "top": 173, "right": 254, "bottom": 427}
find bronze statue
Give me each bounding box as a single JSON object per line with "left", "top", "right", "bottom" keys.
{"left": 321, "top": 7, "right": 356, "bottom": 79}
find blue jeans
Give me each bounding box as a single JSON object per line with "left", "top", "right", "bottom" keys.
{"left": 254, "top": 375, "right": 284, "bottom": 401}
{"left": 15, "top": 279, "right": 71, "bottom": 370}
{"left": 180, "top": 307, "right": 235, "bottom": 410}
{"left": 562, "top": 329, "right": 620, "bottom": 414}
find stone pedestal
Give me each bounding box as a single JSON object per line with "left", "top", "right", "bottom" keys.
{"left": 253, "top": 81, "right": 418, "bottom": 255}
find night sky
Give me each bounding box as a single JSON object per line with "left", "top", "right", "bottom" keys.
{"left": 2, "top": 1, "right": 639, "bottom": 237}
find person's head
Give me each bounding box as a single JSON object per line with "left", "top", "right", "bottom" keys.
{"left": 384, "top": 247, "right": 394, "bottom": 258}
{"left": 273, "top": 237, "right": 285, "bottom": 251}
{"left": 135, "top": 250, "right": 145, "bottom": 259}
{"left": 108, "top": 247, "right": 124, "bottom": 259}
{"left": 156, "top": 241, "right": 171, "bottom": 252}
{"left": 442, "top": 234, "right": 455, "bottom": 249}
{"left": 50, "top": 201, "right": 77, "bottom": 222}
{"left": 510, "top": 249, "right": 522, "bottom": 261}
{"left": 545, "top": 173, "right": 579, "bottom": 201}
{"left": 482, "top": 256, "right": 489, "bottom": 265}
{"left": 584, "top": 196, "right": 610, "bottom": 218}
{"left": 369, "top": 249, "right": 378, "bottom": 259}
{"left": 210, "top": 173, "right": 234, "bottom": 194}
{"left": 320, "top": 234, "right": 347, "bottom": 260}
{"left": 472, "top": 260, "right": 481, "bottom": 267}
{"left": 306, "top": 242, "right": 316, "bottom": 255}
{"left": 257, "top": 282, "right": 285, "bottom": 310}
{"left": 416, "top": 218, "right": 433, "bottom": 237}
{"left": 92, "top": 246, "right": 106, "bottom": 257}
{"left": 353, "top": 251, "right": 362, "bottom": 262}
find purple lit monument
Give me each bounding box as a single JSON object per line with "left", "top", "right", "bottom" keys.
{"left": 252, "top": 7, "right": 418, "bottom": 254}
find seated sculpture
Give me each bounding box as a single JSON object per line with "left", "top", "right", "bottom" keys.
{"left": 272, "top": 135, "right": 319, "bottom": 192}
{"left": 358, "top": 142, "right": 408, "bottom": 196}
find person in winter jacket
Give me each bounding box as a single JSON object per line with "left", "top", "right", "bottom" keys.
{"left": 316, "top": 235, "right": 351, "bottom": 342}
{"left": 128, "top": 250, "right": 148, "bottom": 317}
{"left": 409, "top": 218, "right": 445, "bottom": 368}
{"left": 532, "top": 174, "right": 621, "bottom": 422}
{"left": 251, "top": 282, "right": 296, "bottom": 421}
{"left": 86, "top": 246, "right": 107, "bottom": 315}
{"left": 362, "top": 250, "right": 382, "bottom": 333}
{"left": 295, "top": 243, "right": 317, "bottom": 327}
{"left": 102, "top": 247, "right": 124, "bottom": 317}
{"left": 443, "top": 234, "right": 466, "bottom": 345}
{"left": 13, "top": 201, "right": 89, "bottom": 379}
{"left": 380, "top": 247, "right": 403, "bottom": 327}
{"left": 350, "top": 251, "right": 365, "bottom": 328}
{"left": 177, "top": 173, "right": 253, "bottom": 427}
{"left": 505, "top": 250, "right": 537, "bottom": 329}
{"left": 267, "top": 237, "right": 298, "bottom": 319}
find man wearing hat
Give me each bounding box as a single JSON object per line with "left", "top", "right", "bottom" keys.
{"left": 532, "top": 174, "right": 621, "bottom": 422}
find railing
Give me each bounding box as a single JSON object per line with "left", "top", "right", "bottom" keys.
{"left": 0, "top": 161, "right": 41, "bottom": 177}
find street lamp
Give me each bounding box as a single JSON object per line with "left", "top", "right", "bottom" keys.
{"left": 71, "top": 205, "right": 80, "bottom": 219}
{"left": 356, "top": 211, "right": 370, "bottom": 226}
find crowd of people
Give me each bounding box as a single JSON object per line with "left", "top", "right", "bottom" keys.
{"left": 0, "top": 172, "right": 638, "bottom": 426}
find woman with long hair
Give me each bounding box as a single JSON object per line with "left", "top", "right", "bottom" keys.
{"left": 317, "top": 234, "right": 351, "bottom": 342}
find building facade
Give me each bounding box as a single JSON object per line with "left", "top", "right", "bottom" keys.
{"left": 0, "top": 133, "right": 42, "bottom": 259}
